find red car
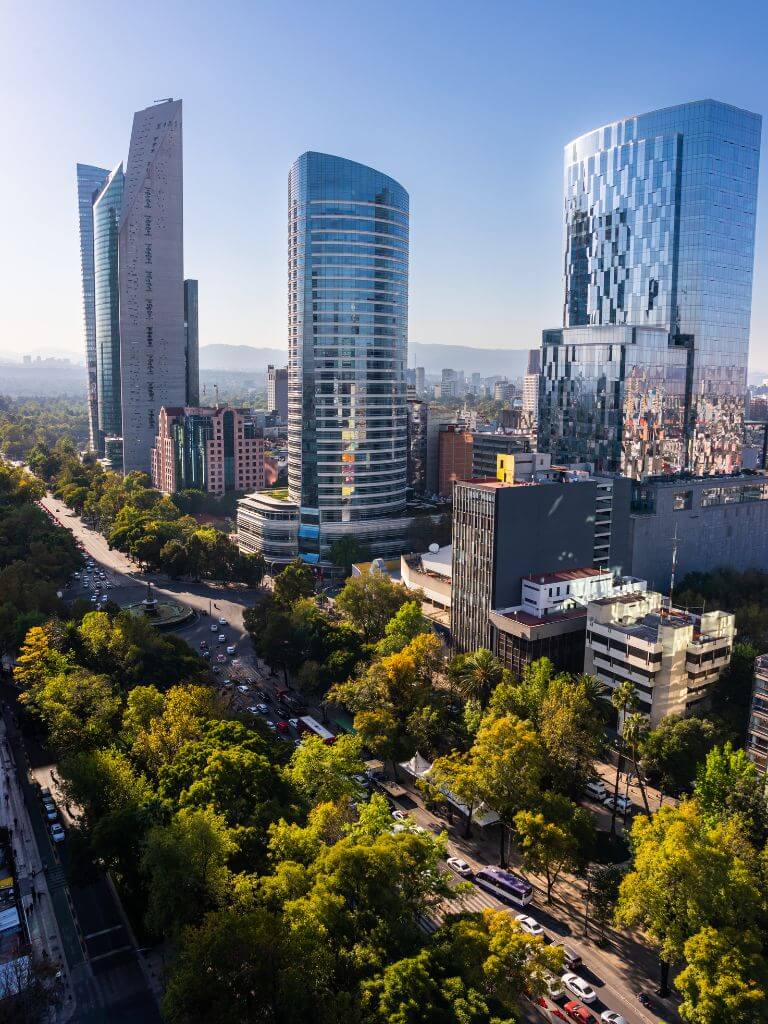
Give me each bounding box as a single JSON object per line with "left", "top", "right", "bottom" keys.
{"left": 276, "top": 721, "right": 290, "bottom": 734}
{"left": 564, "top": 1002, "right": 597, "bottom": 1024}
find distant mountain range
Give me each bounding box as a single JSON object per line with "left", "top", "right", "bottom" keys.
{"left": 199, "top": 342, "right": 532, "bottom": 377}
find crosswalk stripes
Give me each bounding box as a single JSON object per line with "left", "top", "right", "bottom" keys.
{"left": 46, "top": 864, "right": 67, "bottom": 891}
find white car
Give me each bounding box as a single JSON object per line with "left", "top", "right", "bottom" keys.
{"left": 266, "top": 721, "right": 277, "bottom": 731}
{"left": 226, "top": 645, "right": 236, "bottom": 655}
{"left": 236, "top": 684, "right": 249, "bottom": 693}
{"left": 446, "top": 857, "right": 473, "bottom": 877}
{"left": 256, "top": 703, "right": 270, "bottom": 714}
{"left": 50, "top": 824, "right": 65, "bottom": 843}
{"left": 217, "top": 634, "right": 226, "bottom": 643}
{"left": 603, "top": 794, "right": 631, "bottom": 813}
{"left": 601, "top": 1013, "right": 627, "bottom": 1024}
{"left": 515, "top": 913, "right": 544, "bottom": 936}
{"left": 391, "top": 810, "right": 408, "bottom": 822}
{"left": 288, "top": 718, "right": 299, "bottom": 729}
{"left": 562, "top": 973, "right": 597, "bottom": 1004}
{"left": 218, "top": 617, "right": 228, "bottom": 626}
{"left": 585, "top": 780, "right": 606, "bottom": 800}
{"left": 210, "top": 623, "right": 219, "bottom": 633}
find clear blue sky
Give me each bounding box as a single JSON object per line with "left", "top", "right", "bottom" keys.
{"left": 2, "top": 0, "right": 768, "bottom": 368}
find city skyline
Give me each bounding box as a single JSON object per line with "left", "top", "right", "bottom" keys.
{"left": 4, "top": 1, "right": 768, "bottom": 367}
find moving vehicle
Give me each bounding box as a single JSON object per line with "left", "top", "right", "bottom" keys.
{"left": 50, "top": 824, "right": 65, "bottom": 843}
{"left": 210, "top": 623, "right": 219, "bottom": 633}
{"left": 218, "top": 617, "right": 228, "bottom": 626}
{"left": 218, "top": 634, "right": 226, "bottom": 643}
{"left": 446, "top": 857, "right": 472, "bottom": 877}
{"left": 601, "top": 1012, "right": 627, "bottom": 1024}
{"left": 514, "top": 913, "right": 543, "bottom": 936}
{"left": 226, "top": 645, "right": 236, "bottom": 655}
{"left": 563, "top": 1002, "right": 598, "bottom": 1024}
{"left": 297, "top": 716, "right": 336, "bottom": 745}
{"left": 562, "top": 974, "right": 597, "bottom": 1004}
{"left": 199, "top": 640, "right": 208, "bottom": 649}
{"left": 474, "top": 866, "right": 533, "bottom": 907}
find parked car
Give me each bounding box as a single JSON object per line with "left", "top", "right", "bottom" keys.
{"left": 277, "top": 721, "right": 290, "bottom": 734}
{"left": 256, "top": 703, "right": 270, "bottom": 714}
{"left": 515, "top": 913, "right": 544, "bottom": 936}
{"left": 600, "top": 1013, "right": 627, "bottom": 1024}
{"left": 603, "top": 794, "right": 631, "bottom": 813}
{"left": 201, "top": 650, "right": 211, "bottom": 659}
{"left": 562, "top": 974, "right": 597, "bottom": 1004}
{"left": 237, "top": 684, "right": 249, "bottom": 693}
{"left": 584, "top": 779, "right": 606, "bottom": 800}
{"left": 391, "top": 810, "right": 408, "bottom": 822}
{"left": 551, "top": 943, "right": 582, "bottom": 971}
{"left": 199, "top": 640, "right": 208, "bottom": 649}
{"left": 50, "top": 824, "right": 65, "bottom": 843}
{"left": 446, "top": 857, "right": 472, "bottom": 878}
{"left": 44, "top": 806, "right": 58, "bottom": 822}
{"left": 288, "top": 718, "right": 299, "bottom": 729}
{"left": 563, "top": 1002, "right": 598, "bottom": 1024}
{"left": 266, "top": 721, "right": 277, "bottom": 732}
{"left": 544, "top": 973, "right": 564, "bottom": 999}
{"left": 246, "top": 706, "right": 260, "bottom": 715}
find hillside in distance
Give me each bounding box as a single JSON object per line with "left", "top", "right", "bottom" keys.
{"left": 200, "top": 342, "right": 531, "bottom": 377}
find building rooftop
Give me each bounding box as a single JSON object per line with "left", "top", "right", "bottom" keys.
{"left": 524, "top": 566, "right": 606, "bottom": 586}
{"left": 494, "top": 605, "right": 588, "bottom": 627}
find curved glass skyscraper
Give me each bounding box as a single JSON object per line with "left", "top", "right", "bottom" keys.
{"left": 540, "top": 100, "right": 761, "bottom": 477}
{"left": 287, "top": 152, "right": 409, "bottom": 558}
{"left": 93, "top": 164, "right": 124, "bottom": 444}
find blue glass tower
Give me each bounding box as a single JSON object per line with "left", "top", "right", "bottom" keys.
{"left": 287, "top": 152, "right": 409, "bottom": 558}
{"left": 76, "top": 163, "right": 110, "bottom": 453}
{"left": 540, "top": 100, "right": 761, "bottom": 477}
{"left": 93, "top": 164, "right": 124, "bottom": 445}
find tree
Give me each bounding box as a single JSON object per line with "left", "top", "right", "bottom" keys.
{"left": 693, "top": 743, "right": 768, "bottom": 843}
{"left": 615, "top": 801, "right": 764, "bottom": 996}
{"left": 273, "top": 559, "right": 315, "bottom": 605}
{"left": 142, "top": 806, "right": 237, "bottom": 936}
{"left": 426, "top": 751, "right": 483, "bottom": 837}
{"left": 514, "top": 793, "right": 595, "bottom": 902}
{"left": 336, "top": 572, "right": 412, "bottom": 642}
{"left": 162, "top": 907, "right": 288, "bottom": 1024}
{"left": 609, "top": 680, "right": 637, "bottom": 836}
{"left": 586, "top": 864, "right": 624, "bottom": 943}
{"left": 376, "top": 601, "right": 430, "bottom": 657}
{"left": 640, "top": 715, "right": 720, "bottom": 798}
{"left": 622, "top": 712, "right": 651, "bottom": 814}
{"left": 285, "top": 734, "right": 365, "bottom": 805}
{"left": 454, "top": 649, "right": 505, "bottom": 709}
{"left": 21, "top": 667, "right": 121, "bottom": 755}
{"left": 537, "top": 673, "right": 606, "bottom": 798}
{"left": 676, "top": 927, "right": 768, "bottom": 1024}
{"left": 329, "top": 534, "right": 371, "bottom": 577}
{"left": 471, "top": 714, "right": 546, "bottom": 866}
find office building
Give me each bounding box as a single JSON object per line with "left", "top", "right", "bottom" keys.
{"left": 286, "top": 152, "right": 409, "bottom": 559}
{"left": 451, "top": 456, "right": 630, "bottom": 653}
{"left": 415, "top": 366, "right": 426, "bottom": 397}
{"left": 76, "top": 163, "right": 110, "bottom": 453}
{"left": 492, "top": 567, "right": 646, "bottom": 677}
{"left": 267, "top": 364, "right": 289, "bottom": 422}
{"left": 540, "top": 101, "right": 762, "bottom": 478}
{"left": 151, "top": 405, "right": 266, "bottom": 496}
{"left": 93, "top": 164, "right": 125, "bottom": 451}
{"left": 184, "top": 280, "right": 199, "bottom": 406}
{"left": 471, "top": 432, "right": 529, "bottom": 479}
{"left": 584, "top": 591, "right": 735, "bottom": 726}
{"left": 746, "top": 654, "right": 768, "bottom": 774}
{"left": 119, "top": 99, "right": 186, "bottom": 474}
{"left": 628, "top": 472, "right": 768, "bottom": 588}
{"left": 407, "top": 400, "right": 453, "bottom": 497}
{"left": 237, "top": 491, "right": 300, "bottom": 564}
{"left": 438, "top": 425, "right": 474, "bottom": 497}
{"left": 522, "top": 350, "right": 540, "bottom": 423}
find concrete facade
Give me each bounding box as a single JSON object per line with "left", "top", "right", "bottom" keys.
{"left": 267, "top": 365, "right": 288, "bottom": 422}
{"left": 184, "top": 279, "right": 199, "bottom": 406}
{"left": 629, "top": 474, "right": 768, "bottom": 589}
{"left": 119, "top": 99, "right": 186, "bottom": 474}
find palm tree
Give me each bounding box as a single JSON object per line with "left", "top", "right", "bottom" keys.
{"left": 575, "top": 672, "right": 611, "bottom": 722}
{"left": 455, "top": 648, "right": 504, "bottom": 709}
{"left": 610, "top": 680, "right": 637, "bottom": 837}
{"left": 622, "top": 712, "right": 651, "bottom": 815}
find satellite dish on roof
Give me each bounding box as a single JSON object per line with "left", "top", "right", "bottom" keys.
{"left": 428, "top": 543, "right": 440, "bottom": 553}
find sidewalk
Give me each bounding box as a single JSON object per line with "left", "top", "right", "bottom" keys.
{"left": 0, "top": 717, "right": 81, "bottom": 1019}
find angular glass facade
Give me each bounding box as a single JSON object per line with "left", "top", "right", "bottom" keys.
{"left": 93, "top": 164, "right": 124, "bottom": 444}
{"left": 542, "top": 100, "right": 761, "bottom": 477}
{"left": 287, "top": 152, "right": 409, "bottom": 555}
{"left": 76, "top": 163, "right": 110, "bottom": 453}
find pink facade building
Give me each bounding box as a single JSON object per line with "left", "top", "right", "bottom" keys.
{"left": 151, "top": 405, "right": 267, "bottom": 496}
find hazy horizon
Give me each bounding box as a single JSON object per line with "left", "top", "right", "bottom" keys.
{"left": 2, "top": 0, "right": 768, "bottom": 365}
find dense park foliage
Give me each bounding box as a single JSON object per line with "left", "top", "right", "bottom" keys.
{"left": 27, "top": 440, "right": 265, "bottom": 583}
{"left": 0, "top": 396, "right": 90, "bottom": 460}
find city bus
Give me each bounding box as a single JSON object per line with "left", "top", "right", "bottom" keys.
{"left": 474, "top": 866, "right": 533, "bottom": 907}
{"left": 297, "top": 716, "right": 336, "bottom": 745}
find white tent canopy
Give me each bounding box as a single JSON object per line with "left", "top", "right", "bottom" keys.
{"left": 397, "top": 753, "right": 501, "bottom": 827}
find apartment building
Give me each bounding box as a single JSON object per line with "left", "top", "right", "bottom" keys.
{"left": 584, "top": 590, "right": 735, "bottom": 726}
{"left": 746, "top": 654, "right": 768, "bottom": 774}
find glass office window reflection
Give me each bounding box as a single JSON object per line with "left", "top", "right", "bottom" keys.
{"left": 93, "top": 164, "right": 124, "bottom": 443}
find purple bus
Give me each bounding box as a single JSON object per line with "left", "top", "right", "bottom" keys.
{"left": 474, "top": 866, "right": 533, "bottom": 907}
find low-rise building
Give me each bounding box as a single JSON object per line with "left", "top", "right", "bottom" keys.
{"left": 151, "top": 405, "right": 267, "bottom": 496}
{"left": 438, "top": 425, "right": 474, "bottom": 497}
{"left": 746, "top": 654, "right": 768, "bottom": 774}
{"left": 401, "top": 545, "right": 452, "bottom": 625}
{"left": 584, "top": 590, "right": 735, "bottom": 726}
{"left": 490, "top": 567, "right": 646, "bottom": 676}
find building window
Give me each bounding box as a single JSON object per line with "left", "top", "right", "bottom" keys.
{"left": 673, "top": 490, "right": 693, "bottom": 511}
